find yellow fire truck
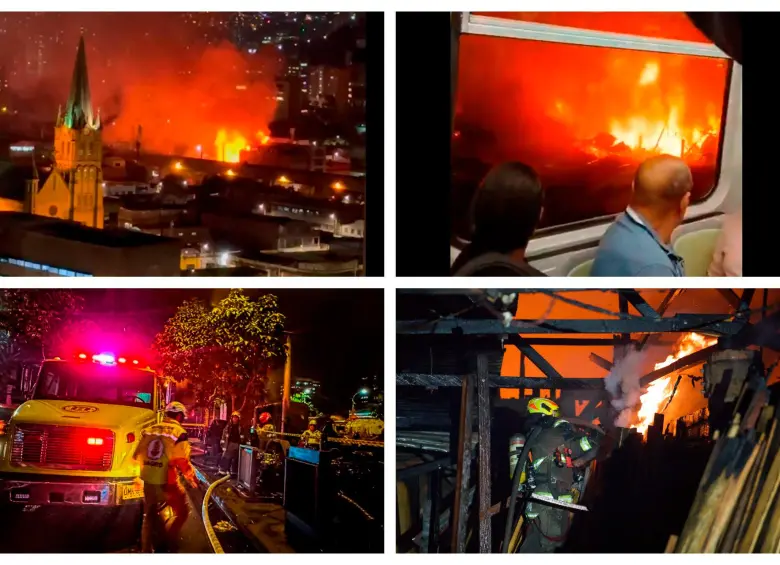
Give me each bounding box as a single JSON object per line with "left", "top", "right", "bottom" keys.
{"left": 0, "top": 351, "right": 166, "bottom": 507}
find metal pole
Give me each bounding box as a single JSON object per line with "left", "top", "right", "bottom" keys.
{"left": 477, "top": 354, "right": 492, "bottom": 553}
{"left": 451, "top": 373, "right": 474, "bottom": 553}
{"left": 281, "top": 334, "right": 292, "bottom": 434}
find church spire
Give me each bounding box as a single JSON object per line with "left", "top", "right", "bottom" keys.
{"left": 63, "top": 35, "right": 98, "bottom": 131}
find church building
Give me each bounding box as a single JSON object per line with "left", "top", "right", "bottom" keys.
{"left": 26, "top": 36, "right": 104, "bottom": 228}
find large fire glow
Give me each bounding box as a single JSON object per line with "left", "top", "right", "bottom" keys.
{"left": 633, "top": 332, "right": 716, "bottom": 436}
{"left": 455, "top": 34, "right": 727, "bottom": 165}
{"left": 453, "top": 19, "right": 730, "bottom": 227}
{"left": 0, "top": 13, "right": 281, "bottom": 164}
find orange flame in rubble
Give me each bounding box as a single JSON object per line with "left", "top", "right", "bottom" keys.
{"left": 214, "top": 129, "right": 247, "bottom": 163}
{"left": 633, "top": 332, "right": 716, "bottom": 436}
{"left": 608, "top": 61, "right": 721, "bottom": 158}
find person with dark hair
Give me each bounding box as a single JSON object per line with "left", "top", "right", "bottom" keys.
{"left": 592, "top": 155, "right": 691, "bottom": 277}
{"left": 451, "top": 161, "right": 546, "bottom": 276}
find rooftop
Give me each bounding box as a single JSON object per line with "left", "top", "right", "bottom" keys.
{"left": 0, "top": 162, "right": 51, "bottom": 201}
{"left": 0, "top": 212, "right": 179, "bottom": 248}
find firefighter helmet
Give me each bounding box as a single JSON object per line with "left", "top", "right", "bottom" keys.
{"left": 308, "top": 419, "right": 317, "bottom": 427}
{"left": 527, "top": 397, "right": 560, "bottom": 417}
{"left": 165, "top": 401, "right": 187, "bottom": 415}
{"left": 231, "top": 410, "right": 241, "bottom": 418}
{"left": 258, "top": 412, "right": 272, "bottom": 425}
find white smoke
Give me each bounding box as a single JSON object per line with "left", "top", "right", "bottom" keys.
{"left": 604, "top": 348, "right": 648, "bottom": 427}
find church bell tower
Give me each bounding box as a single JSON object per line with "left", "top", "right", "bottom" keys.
{"left": 52, "top": 35, "right": 104, "bottom": 228}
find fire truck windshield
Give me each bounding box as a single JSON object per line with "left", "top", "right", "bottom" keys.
{"left": 33, "top": 361, "right": 155, "bottom": 409}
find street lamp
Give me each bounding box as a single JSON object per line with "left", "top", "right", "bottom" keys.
{"left": 351, "top": 388, "right": 370, "bottom": 411}
{"left": 196, "top": 145, "right": 203, "bottom": 159}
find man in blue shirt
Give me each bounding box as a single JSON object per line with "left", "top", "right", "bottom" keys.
{"left": 592, "top": 155, "right": 691, "bottom": 277}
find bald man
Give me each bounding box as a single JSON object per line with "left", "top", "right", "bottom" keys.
{"left": 591, "top": 156, "right": 691, "bottom": 277}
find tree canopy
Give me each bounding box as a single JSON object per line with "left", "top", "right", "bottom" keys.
{"left": 154, "top": 289, "right": 287, "bottom": 413}
{"left": 0, "top": 290, "right": 86, "bottom": 389}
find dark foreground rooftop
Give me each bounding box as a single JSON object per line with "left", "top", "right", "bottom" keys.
{"left": 0, "top": 212, "right": 178, "bottom": 248}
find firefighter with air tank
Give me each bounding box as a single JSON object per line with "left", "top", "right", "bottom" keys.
{"left": 509, "top": 397, "right": 604, "bottom": 553}
{"left": 132, "top": 401, "right": 197, "bottom": 553}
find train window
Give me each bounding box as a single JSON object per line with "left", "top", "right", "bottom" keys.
{"left": 471, "top": 12, "right": 713, "bottom": 43}
{"left": 452, "top": 31, "right": 730, "bottom": 233}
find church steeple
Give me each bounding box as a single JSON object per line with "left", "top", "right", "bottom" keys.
{"left": 63, "top": 36, "right": 99, "bottom": 131}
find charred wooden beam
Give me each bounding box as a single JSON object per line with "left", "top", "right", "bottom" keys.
{"left": 637, "top": 289, "right": 685, "bottom": 349}
{"left": 722, "top": 309, "right": 780, "bottom": 350}
{"left": 476, "top": 355, "right": 492, "bottom": 553}
{"left": 399, "top": 335, "right": 638, "bottom": 348}
{"left": 589, "top": 352, "right": 614, "bottom": 372}
{"left": 452, "top": 374, "right": 474, "bottom": 553}
{"left": 398, "top": 315, "right": 742, "bottom": 336}
{"left": 397, "top": 289, "right": 607, "bottom": 296}
{"left": 506, "top": 336, "right": 564, "bottom": 383}
{"left": 397, "top": 372, "right": 606, "bottom": 390}
{"left": 738, "top": 289, "right": 756, "bottom": 314}
{"left": 717, "top": 289, "right": 742, "bottom": 310}
{"left": 638, "top": 344, "right": 720, "bottom": 387}
{"left": 619, "top": 289, "right": 659, "bottom": 317}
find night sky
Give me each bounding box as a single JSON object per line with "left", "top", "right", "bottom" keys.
{"left": 65, "top": 288, "right": 383, "bottom": 411}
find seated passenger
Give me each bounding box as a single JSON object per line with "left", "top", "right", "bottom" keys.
{"left": 708, "top": 210, "right": 742, "bottom": 277}
{"left": 591, "top": 155, "right": 691, "bottom": 277}
{"left": 451, "top": 161, "right": 545, "bottom": 276}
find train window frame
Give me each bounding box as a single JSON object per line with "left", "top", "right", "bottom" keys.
{"left": 451, "top": 12, "right": 741, "bottom": 270}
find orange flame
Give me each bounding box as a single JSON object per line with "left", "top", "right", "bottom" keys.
{"left": 257, "top": 131, "right": 271, "bottom": 145}
{"left": 607, "top": 61, "right": 721, "bottom": 158}
{"left": 214, "top": 129, "right": 247, "bottom": 163}
{"left": 633, "top": 332, "right": 716, "bottom": 436}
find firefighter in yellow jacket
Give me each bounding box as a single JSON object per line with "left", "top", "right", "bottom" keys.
{"left": 516, "top": 397, "right": 603, "bottom": 553}
{"left": 299, "top": 419, "right": 322, "bottom": 449}
{"left": 133, "top": 401, "right": 197, "bottom": 553}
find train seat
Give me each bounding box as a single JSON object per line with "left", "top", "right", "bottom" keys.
{"left": 672, "top": 229, "right": 722, "bottom": 277}
{"left": 567, "top": 259, "right": 594, "bottom": 277}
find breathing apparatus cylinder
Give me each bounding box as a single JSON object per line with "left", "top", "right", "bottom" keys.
{"left": 509, "top": 433, "right": 526, "bottom": 480}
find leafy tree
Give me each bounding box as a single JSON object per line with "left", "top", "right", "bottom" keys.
{"left": 0, "top": 290, "right": 85, "bottom": 388}
{"left": 154, "top": 290, "right": 287, "bottom": 414}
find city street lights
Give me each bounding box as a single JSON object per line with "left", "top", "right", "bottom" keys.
{"left": 196, "top": 145, "right": 203, "bottom": 159}
{"left": 351, "top": 388, "right": 369, "bottom": 411}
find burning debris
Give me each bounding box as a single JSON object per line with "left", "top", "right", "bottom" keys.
{"left": 453, "top": 23, "right": 728, "bottom": 227}
{"left": 455, "top": 34, "right": 727, "bottom": 166}
{"left": 606, "top": 333, "right": 717, "bottom": 436}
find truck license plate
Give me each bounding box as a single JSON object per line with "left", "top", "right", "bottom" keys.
{"left": 121, "top": 482, "right": 144, "bottom": 501}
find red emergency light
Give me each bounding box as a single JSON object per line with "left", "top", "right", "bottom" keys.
{"left": 87, "top": 437, "right": 104, "bottom": 446}
{"left": 72, "top": 352, "right": 147, "bottom": 369}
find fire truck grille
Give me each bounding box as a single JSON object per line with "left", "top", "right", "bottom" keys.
{"left": 11, "top": 425, "right": 115, "bottom": 471}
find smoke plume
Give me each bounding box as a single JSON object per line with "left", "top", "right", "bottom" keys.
{"left": 604, "top": 348, "right": 648, "bottom": 427}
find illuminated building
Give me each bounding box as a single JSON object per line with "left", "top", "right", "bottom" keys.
{"left": 26, "top": 36, "right": 104, "bottom": 229}
{"left": 348, "top": 63, "right": 366, "bottom": 111}
{"left": 308, "top": 65, "right": 350, "bottom": 112}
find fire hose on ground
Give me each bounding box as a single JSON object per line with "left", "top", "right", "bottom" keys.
{"left": 201, "top": 473, "right": 231, "bottom": 554}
